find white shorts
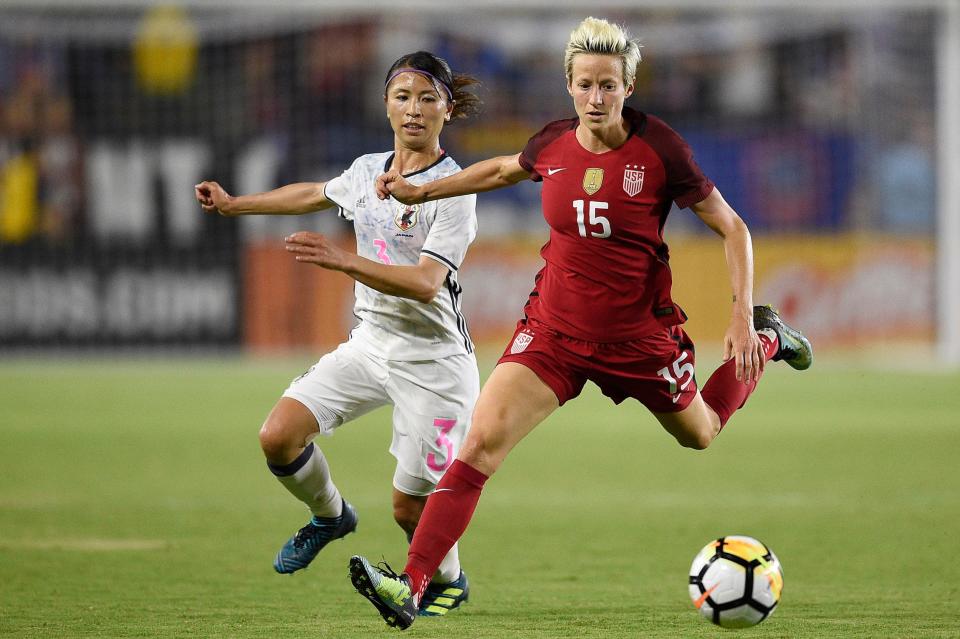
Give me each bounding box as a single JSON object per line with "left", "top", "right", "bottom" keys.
{"left": 281, "top": 339, "right": 479, "bottom": 496}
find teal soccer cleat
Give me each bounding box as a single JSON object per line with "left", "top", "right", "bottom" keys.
{"left": 273, "top": 500, "right": 357, "bottom": 574}
{"left": 753, "top": 305, "right": 813, "bottom": 371}
{"left": 418, "top": 571, "right": 469, "bottom": 616}
{"left": 349, "top": 555, "right": 418, "bottom": 630}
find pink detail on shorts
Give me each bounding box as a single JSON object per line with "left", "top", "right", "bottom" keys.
{"left": 427, "top": 418, "right": 456, "bottom": 471}
{"left": 373, "top": 239, "right": 392, "bottom": 265}
{"left": 510, "top": 330, "right": 534, "bottom": 354}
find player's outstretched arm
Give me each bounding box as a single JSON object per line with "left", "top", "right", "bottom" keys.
{"left": 285, "top": 231, "right": 448, "bottom": 304}
{"left": 690, "top": 187, "right": 763, "bottom": 383}
{"left": 375, "top": 153, "right": 530, "bottom": 204}
{"left": 194, "top": 181, "right": 335, "bottom": 216}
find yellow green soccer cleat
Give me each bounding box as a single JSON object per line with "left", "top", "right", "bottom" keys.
{"left": 418, "top": 571, "right": 469, "bottom": 616}
{"left": 349, "top": 555, "right": 418, "bottom": 630}
{"left": 753, "top": 305, "right": 813, "bottom": 370}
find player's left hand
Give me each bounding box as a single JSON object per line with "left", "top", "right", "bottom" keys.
{"left": 722, "top": 317, "right": 764, "bottom": 383}
{"left": 285, "top": 231, "right": 349, "bottom": 271}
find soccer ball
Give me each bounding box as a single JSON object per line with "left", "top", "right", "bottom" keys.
{"left": 688, "top": 535, "right": 783, "bottom": 628}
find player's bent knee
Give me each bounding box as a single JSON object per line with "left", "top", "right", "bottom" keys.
{"left": 456, "top": 433, "right": 505, "bottom": 475}
{"left": 257, "top": 415, "right": 305, "bottom": 461}
{"left": 258, "top": 399, "right": 320, "bottom": 462}
{"left": 257, "top": 420, "right": 288, "bottom": 459}
{"left": 656, "top": 402, "right": 719, "bottom": 452}
{"left": 392, "top": 494, "right": 426, "bottom": 535}
{"left": 392, "top": 506, "right": 420, "bottom": 535}
{"left": 675, "top": 431, "right": 713, "bottom": 450}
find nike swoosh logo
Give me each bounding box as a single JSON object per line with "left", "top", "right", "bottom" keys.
{"left": 433, "top": 488, "right": 455, "bottom": 493}
{"left": 547, "top": 167, "right": 567, "bottom": 175}
{"left": 694, "top": 584, "right": 718, "bottom": 609}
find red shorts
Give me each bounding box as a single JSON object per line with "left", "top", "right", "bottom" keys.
{"left": 498, "top": 318, "right": 698, "bottom": 412}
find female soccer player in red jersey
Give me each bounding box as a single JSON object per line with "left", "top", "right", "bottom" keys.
{"left": 349, "top": 18, "right": 813, "bottom": 629}
{"left": 195, "top": 51, "right": 481, "bottom": 617}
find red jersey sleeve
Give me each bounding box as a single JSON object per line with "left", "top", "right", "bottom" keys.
{"left": 642, "top": 114, "right": 714, "bottom": 209}
{"left": 519, "top": 117, "right": 579, "bottom": 182}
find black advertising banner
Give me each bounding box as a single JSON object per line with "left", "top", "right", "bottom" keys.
{"left": 0, "top": 243, "right": 239, "bottom": 348}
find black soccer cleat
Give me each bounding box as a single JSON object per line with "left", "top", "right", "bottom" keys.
{"left": 418, "top": 570, "right": 469, "bottom": 616}
{"left": 273, "top": 500, "right": 358, "bottom": 574}
{"left": 753, "top": 305, "right": 813, "bottom": 370}
{"left": 349, "top": 555, "right": 418, "bottom": 630}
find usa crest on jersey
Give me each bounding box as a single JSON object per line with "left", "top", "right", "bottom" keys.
{"left": 395, "top": 202, "right": 421, "bottom": 231}
{"left": 510, "top": 329, "right": 534, "bottom": 354}
{"left": 623, "top": 165, "right": 644, "bottom": 197}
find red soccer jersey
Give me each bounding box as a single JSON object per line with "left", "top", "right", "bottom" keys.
{"left": 517, "top": 106, "right": 715, "bottom": 342}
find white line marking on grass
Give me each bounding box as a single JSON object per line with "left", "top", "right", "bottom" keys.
{"left": 0, "top": 538, "right": 170, "bottom": 551}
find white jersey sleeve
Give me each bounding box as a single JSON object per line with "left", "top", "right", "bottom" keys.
{"left": 420, "top": 193, "right": 477, "bottom": 272}
{"left": 322, "top": 159, "right": 359, "bottom": 220}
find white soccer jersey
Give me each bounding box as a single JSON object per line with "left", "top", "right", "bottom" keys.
{"left": 324, "top": 151, "right": 477, "bottom": 361}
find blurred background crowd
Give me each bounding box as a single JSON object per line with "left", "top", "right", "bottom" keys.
{"left": 0, "top": 4, "right": 948, "bottom": 353}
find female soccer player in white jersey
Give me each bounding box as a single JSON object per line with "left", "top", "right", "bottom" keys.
{"left": 194, "top": 51, "right": 479, "bottom": 617}
{"left": 349, "top": 20, "right": 812, "bottom": 629}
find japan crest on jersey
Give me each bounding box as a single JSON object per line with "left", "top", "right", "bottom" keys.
{"left": 623, "top": 165, "right": 644, "bottom": 197}
{"left": 395, "top": 202, "right": 421, "bottom": 231}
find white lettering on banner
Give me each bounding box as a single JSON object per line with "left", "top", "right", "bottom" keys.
{"left": 87, "top": 142, "right": 153, "bottom": 240}
{"left": 103, "top": 270, "right": 235, "bottom": 337}
{"left": 159, "top": 141, "right": 210, "bottom": 244}
{"left": 87, "top": 140, "right": 209, "bottom": 242}
{"left": 0, "top": 268, "right": 234, "bottom": 338}
{"left": 237, "top": 138, "right": 283, "bottom": 241}
{"left": 0, "top": 271, "right": 99, "bottom": 337}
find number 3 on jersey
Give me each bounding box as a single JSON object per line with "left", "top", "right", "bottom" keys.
{"left": 573, "top": 200, "right": 611, "bottom": 238}
{"left": 373, "top": 239, "right": 392, "bottom": 265}
{"left": 427, "top": 418, "right": 456, "bottom": 472}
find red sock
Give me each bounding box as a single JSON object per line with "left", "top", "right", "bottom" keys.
{"left": 405, "top": 460, "right": 488, "bottom": 602}
{"left": 701, "top": 332, "right": 778, "bottom": 428}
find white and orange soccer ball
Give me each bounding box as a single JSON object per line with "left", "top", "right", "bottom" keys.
{"left": 688, "top": 535, "right": 784, "bottom": 628}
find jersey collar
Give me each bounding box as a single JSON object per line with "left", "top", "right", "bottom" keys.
{"left": 622, "top": 106, "right": 648, "bottom": 139}
{"left": 383, "top": 152, "right": 449, "bottom": 178}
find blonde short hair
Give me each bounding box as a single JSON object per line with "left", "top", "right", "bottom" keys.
{"left": 564, "top": 17, "right": 642, "bottom": 87}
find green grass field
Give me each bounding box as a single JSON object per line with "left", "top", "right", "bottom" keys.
{"left": 1, "top": 354, "right": 958, "bottom": 638}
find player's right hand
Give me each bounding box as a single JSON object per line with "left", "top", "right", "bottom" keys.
{"left": 722, "top": 316, "right": 763, "bottom": 383}
{"left": 195, "top": 181, "right": 234, "bottom": 215}
{"left": 375, "top": 171, "right": 422, "bottom": 204}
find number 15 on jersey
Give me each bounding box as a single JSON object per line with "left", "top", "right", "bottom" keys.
{"left": 573, "top": 200, "right": 611, "bottom": 239}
